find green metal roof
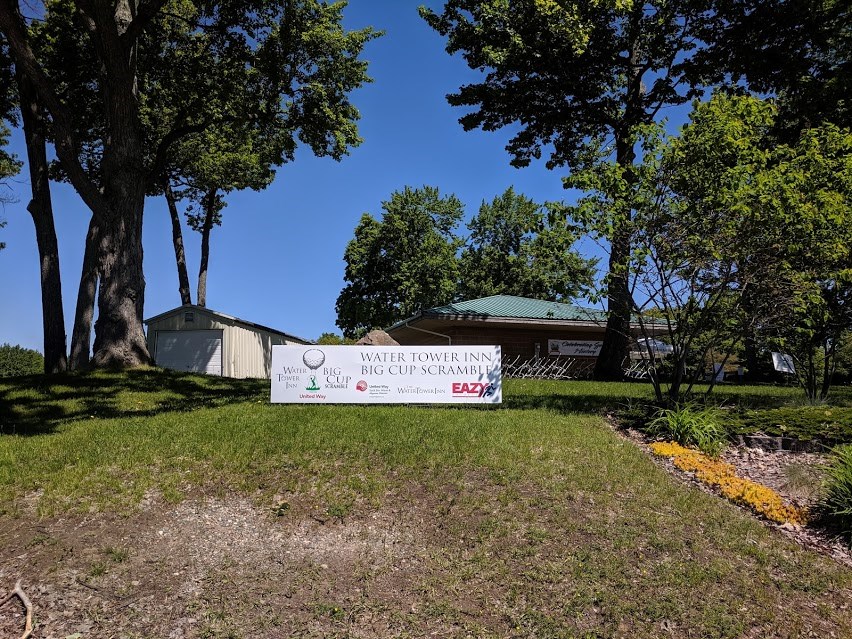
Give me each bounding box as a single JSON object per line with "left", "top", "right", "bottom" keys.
{"left": 424, "top": 295, "right": 608, "bottom": 323}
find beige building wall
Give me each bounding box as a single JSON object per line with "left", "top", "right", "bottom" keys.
{"left": 146, "top": 307, "right": 306, "bottom": 379}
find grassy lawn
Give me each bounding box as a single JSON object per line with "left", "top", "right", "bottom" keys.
{"left": 0, "top": 371, "right": 850, "bottom": 638}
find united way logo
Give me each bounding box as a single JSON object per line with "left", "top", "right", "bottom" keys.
{"left": 356, "top": 380, "right": 368, "bottom": 392}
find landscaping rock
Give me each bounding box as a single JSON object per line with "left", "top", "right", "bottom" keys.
{"left": 355, "top": 330, "right": 399, "bottom": 346}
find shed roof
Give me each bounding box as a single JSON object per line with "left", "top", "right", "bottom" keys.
{"left": 144, "top": 305, "right": 314, "bottom": 344}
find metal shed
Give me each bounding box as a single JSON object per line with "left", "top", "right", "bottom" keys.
{"left": 144, "top": 305, "right": 312, "bottom": 379}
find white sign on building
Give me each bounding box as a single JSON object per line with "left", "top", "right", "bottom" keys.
{"left": 270, "top": 345, "right": 502, "bottom": 404}
{"left": 548, "top": 339, "right": 603, "bottom": 357}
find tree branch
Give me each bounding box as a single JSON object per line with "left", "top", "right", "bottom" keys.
{"left": 146, "top": 117, "right": 212, "bottom": 186}
{"left": 0, "top": 0, "right": 106, "bottom": 216}
{"left": 122, "top": 0, "right": 169, "bottom": 44}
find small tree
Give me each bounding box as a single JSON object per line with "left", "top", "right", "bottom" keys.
{"left": 752, "top": 124, "right": 852, "bottom": 402}
{"left": 316, "top": 332, "right": 354, "bottom": 345}
{"left": 609, "top": 94, "right": 852, "bottom": 405}
{"left": 335, "top": 186, "right": 464, "bottom": 338}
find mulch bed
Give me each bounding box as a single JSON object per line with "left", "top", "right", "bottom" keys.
{"left": 610, "top": 416, "right": 852, "bottom": 568}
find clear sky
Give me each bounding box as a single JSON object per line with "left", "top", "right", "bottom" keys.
{"left": 0, "top": 1, "right": 684, "bottom": 351}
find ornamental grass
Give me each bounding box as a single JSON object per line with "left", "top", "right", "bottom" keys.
{"left": 650, "top": 441, "right": 807, "bottom": 525}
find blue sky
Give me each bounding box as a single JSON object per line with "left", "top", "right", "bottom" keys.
{"left": 0, "top": 1, "right": 687, "bottom": 351}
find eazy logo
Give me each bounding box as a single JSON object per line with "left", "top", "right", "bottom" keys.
{"left": 452, "top": 382, "right": 496, "bottom": 398}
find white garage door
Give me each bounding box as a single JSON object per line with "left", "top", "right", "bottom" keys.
{"left": 155, "top": 330, "right": 223, "bottom": 376}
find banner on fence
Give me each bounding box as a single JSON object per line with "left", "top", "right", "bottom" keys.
{"left": 270, "top": 345, "right": 501, "bottom": 404}
{"left": 548, "top": 339, "right": 603, "bottom": 357}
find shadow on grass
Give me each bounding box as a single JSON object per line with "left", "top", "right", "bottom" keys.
{"left": 501, "top": 379, "right": 825, "bottom": 415}
{"left": 503, "top": 392, "right": 635, "bottom": 414}
{"left": 0, "top": 368, "right": 267, "bottom": 436}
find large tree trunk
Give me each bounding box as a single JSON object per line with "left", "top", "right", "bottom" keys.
{"left": 593, "top": 133, "right": 637, "bottom": 381}
{"left": 87, "top": 4, "right": 152, "bottom": 368}
{"left": 594, "top": 223, "right": 633, "bottom": 380}
{"left": 196, "top": 188, "right": 216, "bottom": 308}
{"left": 17, "top": 69, "right": 66, "bottom": 374}
{"left": 164, "top": 182, "right": 192, "bottom": 305}
{"left": 90, "top": 83, "right": 150, "bottom": 366}
{"left": 69, "top": 217, "right": 99, "bottom": 370}
{"left": 90, "top": 188, "right": 151, "bottom": 368}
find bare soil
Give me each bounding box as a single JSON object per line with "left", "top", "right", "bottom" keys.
{"left": 2, "top": 469, "right": 851, "bottom": 638}
{"left": 0, "top": 490, "right": 429, "bottom": 639}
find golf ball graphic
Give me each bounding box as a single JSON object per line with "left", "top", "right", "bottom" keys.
{"left": 303, "top": 349, "right": 325, "bottom": 370}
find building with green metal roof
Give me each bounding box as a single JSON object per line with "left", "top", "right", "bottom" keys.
{"left": 386, "top": 294, "right": 660, "bottom": 363}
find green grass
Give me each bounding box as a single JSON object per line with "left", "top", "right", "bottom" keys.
{"left": 1, "top": 371, "right": 851, "bottom": 637}
{"left": 727, "top": 405, "right": 852, "bottom": 443}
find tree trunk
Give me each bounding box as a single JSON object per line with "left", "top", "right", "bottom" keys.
{"left": 196, "top": 188, "right": 216, "bottom": 308}
{"left": 164, "top": 182, "right": 192, "bottom": 305}
{"left": 593, "top": 134, "right": 636, "bottom": 381}
{"left": 69, "top": 217, "right": 99, "bottom": 370}
{"left": 593, "top": 8, "right": 644, "bottom": 382}
{"left": 89, "top": 16, "right": 152, "bottom": 369}
{"left": 90, "top": 110, "right": 151, "bottom": 367}
{"left": 594, "top": 219, "right": 633, "bottom": 380}
{"left": 90, "top": 193, "right": 151, "bottom": 368}
{"left": 17, "top": 69, "right": 66, "bottom": 374}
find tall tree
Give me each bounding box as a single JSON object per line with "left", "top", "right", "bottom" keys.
{"left": 336, "top": 186, "right": 465, "bottom": 338}
{"left": 422, "top": 0, "right": 710, "bottom": 379}
{"left": 459, "top": 187, "right": 596, "bottom": 301}
{"left": 16, "top": 70, "right": 66, "bottom": 372}
{"left": 0, "top": 0, "right": 377, "bottom": 367}
{"left": 0, "top": 0, "right": 176, "bottom": 366}
{"left": 0, "top": 41, "right": 59, "bottom": 372}
{"left": 152, "top": 0, "right": 377, "bottom": 309}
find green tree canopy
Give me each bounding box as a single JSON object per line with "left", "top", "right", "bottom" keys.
{"left": 0, "top": 343, "right": 43, "bottom": 377}
{"left": 316, "top": 332, "right": 354, "bottom": 345}
{"left": 336, "top": 186, "right": 464, "bottom": 338}
{"left": 421, "top": 0, "right": 711, "bottom": 379}
{"left": 696, "top": 0, "right": 851, "bottom": 134}
{"left": 459, "top": 187, "right": 596, "bottom": 301}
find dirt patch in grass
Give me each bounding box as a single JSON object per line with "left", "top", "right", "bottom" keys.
{"left": 0, "top": 492, "right": 426, "bottom": 639}
{"left": 1, "top": 474, "right": 851, "bottom": 639}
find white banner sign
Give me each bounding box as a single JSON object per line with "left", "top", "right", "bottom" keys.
{"left": 771, "top": 352, "right": 796, "bottom": 374}
{"left": 270, "top": 345, "right": 502, "bottom": 404}
{"left": 548, "top": 339, "right": 603, "bottom": 357}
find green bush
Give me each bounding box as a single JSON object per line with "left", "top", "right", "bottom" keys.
{"left": 728, "top": 406, "right": 852, "bottom": 444}
{"left": 647, "top": 403, "right": 726, "bottom": 456}
{"left": 821, "top": 445, "right": 852, "bottom": 541}
{"left": 0, "top": 343, "right": 44, "bottom": 377}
